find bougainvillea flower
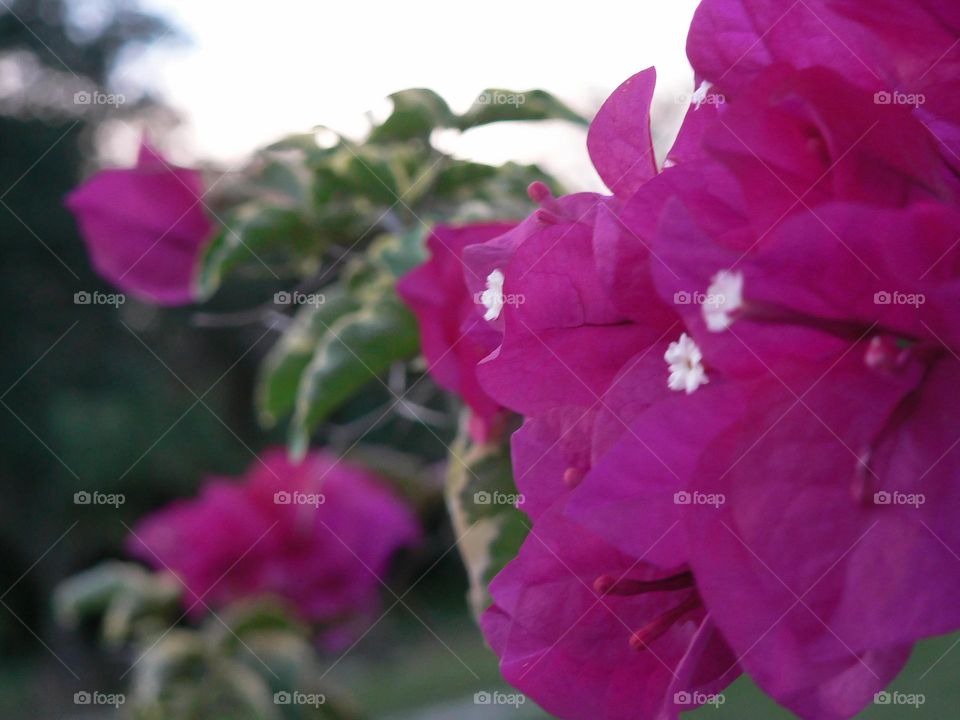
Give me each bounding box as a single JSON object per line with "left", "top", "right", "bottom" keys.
{"left": 702, "top": 66, "right": 957, "bottom": 222}
{"left": 127, "top": 448, "right": 419, "bottom": 647}
{"left": 457, "top": 70, "right": 692, "bottom": 520}
{"left": 397, "top": 223, "right": 516, "bottom": 442}
{"left": 452, "top": 67, "right": 672, "bottom": 420}
{"left": 586, "top": 67, "right": 659, "bottom": 198}
{"left": 497, "top": 51, "right": 960, "bottom": 718}
{"left": 467, "top": 192, "right": 663, "bottom": 416}
{"left": 458, "top": 186, "right": 686, "bottom": 524}
{"left": 66, "top": 143, "right": 215, "bottom": 305}
{"left": 641, "top": 193, "right": 960, "bottom": 716}
{"left": 688, "top": 0, "right": 960, "bottom": 169}
{"left": 481, "top": 500, "right": 739, "bottom": 720}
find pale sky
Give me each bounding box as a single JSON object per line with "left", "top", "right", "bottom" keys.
{"left": 122, "top": 0, "right": 700, "bottom": 189}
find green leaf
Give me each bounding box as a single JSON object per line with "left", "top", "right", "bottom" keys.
{"left": 101, "top": 573, "right": 182, "bottom": 647}
{"left": 458, "top": 88, "right": 587, "bottom": 130}
{"left": 132, "top": 650, "right": 277, "bottom": 720}
{"left": 129, "top": 629, "right": 209, "bottom": 702}
{"left": 256, "top": 289, "right": 362, "bottom": 427}
{"left": 366, "top": 230, "right": 428, "bottom": 279}
{"left": 429, "top": 160, "right": 557, "bottom": 220}
{"left": 206, "top": 598, "right": 307, "bottom": 644}
{"left": 252, "top": 157, "right": 312, "bottom": 206}
{"left": 445, "top": 430, "right": 528, "bottom": 619}
{"left": 289, "top": 291, "right": 420, "bottom": 458}
{"left": 198, "top": 205, "right": 317, "bottom": 298}
{"left": 337, "top": 143, "right": 403, "bottom": 206}
{"left": 368, "top": 88, "right": 455, "bottom": 143}
{"left": 52, "top": 561, "right": 181, "bottom": 645}
{"left": 53, "top": 561, "right": 152, "bottom": 627}
{"left": 431, "top": 161, "right": 499, "bottom": 198}
{"left": 265, "top": 132, "right": 327, "bottom": 154}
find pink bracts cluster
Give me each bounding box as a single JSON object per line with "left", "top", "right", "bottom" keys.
{"left": 126, "top": 448, "right": 420, "bottom": 649}
{"left": 399, "top": 1, "right": 960, "bottom": 718}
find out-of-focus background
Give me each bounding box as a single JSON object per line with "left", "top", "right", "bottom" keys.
{"left": 2, "top": 1, "right": 959, "bottom": 718}
{"left": 0, "top": 1, "right": 696, "bottom": 716}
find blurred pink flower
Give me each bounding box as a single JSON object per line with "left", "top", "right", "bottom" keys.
{"left": 397, "top": 223, "right": 516, "bottom": 442}
{"left": 66, "top": 142, "right": 215, "bottom": 305}
{"left": 126, "top": 448, "right": 420, "bottom": 648}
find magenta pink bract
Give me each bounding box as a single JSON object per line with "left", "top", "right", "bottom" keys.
{"left": 482, "top": 500, "right": 738, "bottom": 720}
{"left": 126, "top": 448, "right": 420, "bottom": 648}
{"left": 66, "top": 143, "right": 214, "bottom": 305}
{"left": 397, "top": 223, "right": 516, "bottom": 442}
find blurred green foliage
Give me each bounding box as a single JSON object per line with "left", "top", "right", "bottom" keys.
{"left": 445, "top": 429, "right": 528, "bottom": 621}
{"left": 56, "top": 563, "right": 362, "bottom": 719}
{"left": 0, "top": 6, "right": 260, "bottom": 719}
{"left": 199, "top": 86, "right": 580, "bottom": 459}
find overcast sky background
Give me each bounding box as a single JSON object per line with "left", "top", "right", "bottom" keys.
{"left": 121, "top": 0, "right": 700, "bottom": 190}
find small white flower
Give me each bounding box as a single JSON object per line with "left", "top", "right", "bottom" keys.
{"left": 691, "top": 80, "right": 713, "bottom": 110}
{"left": 703, "top": 269, "right": 743, "bottom": 332}
{"left": 665, "top": 333, "right": 709, "bottom": 394}
{"left": 481, "top": 269, "right": 505, "bottom": 321}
